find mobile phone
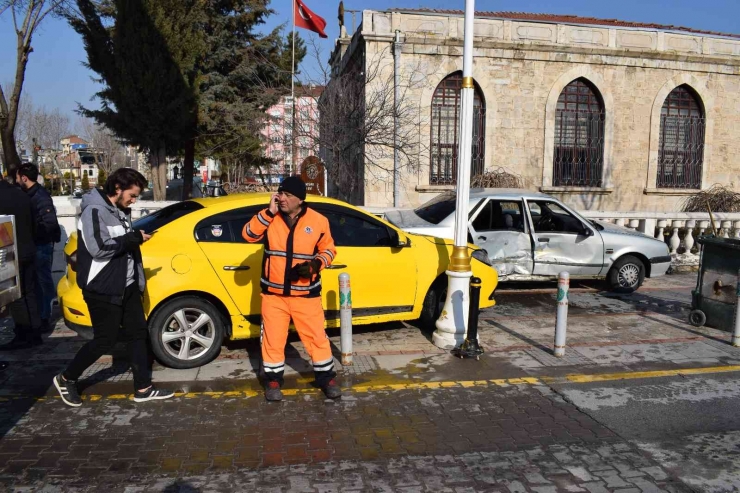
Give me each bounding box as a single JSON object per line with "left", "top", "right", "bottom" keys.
{"left": 148, "top": 230, "right": 158, "bottom": 235}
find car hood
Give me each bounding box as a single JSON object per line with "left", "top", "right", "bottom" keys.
{"left": 593, "top": 219, "right": 653, "bottom": 239}
{"left": 385, "top": 209, "right": 435, "bottom": 229}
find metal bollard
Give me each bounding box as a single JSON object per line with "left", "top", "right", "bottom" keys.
{"left": 452, "top": 277, "right": 484, "bottom": 360}
{"left": 339, "top": 272, "right": 353, "bottom": 365}
{"left": 554, "top": 271, "right": 569, "bottom": 357}
{"left": 733, "top": 269, "right": 740, "bottom": 347}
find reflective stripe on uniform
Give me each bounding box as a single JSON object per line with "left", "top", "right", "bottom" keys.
{"left": 263, "top": 361, "right": 285, "bottom": 373}
{"left": 261, "top": 278, "right": 322, "bottom": 292}
{"left": 313, "top": 358, "right": 335, "bottom": 372}
{"left": 265, "top": 250, "right": 314, "bottom": 261}
{"left": 257, "top": 212, "right": 271, "bottom": 226}
{"left": 245, "top": 224, "right": 261, "bottom": 239}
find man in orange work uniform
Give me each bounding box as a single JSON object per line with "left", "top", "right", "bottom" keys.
{"left": 243, "top": 176, "right": 340, "bottom": 401}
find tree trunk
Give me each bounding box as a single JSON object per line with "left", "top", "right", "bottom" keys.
{"left": 0, "top": 126, "right": 21, "bottom": 181}
{"left": 150, "top": 145, "right": 168, "bottom": 201}
{"left": 182, "top": 137, "right": 195, "bottom": 200}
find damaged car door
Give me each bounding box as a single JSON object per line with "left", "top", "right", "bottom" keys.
{"left": 525, "top": 199, "right": 604, "bottom": 277}
{"left": 469, "top": 199, "right": 534, "bottom": 277}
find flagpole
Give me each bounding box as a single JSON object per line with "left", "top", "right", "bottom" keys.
{"left": 291, "top": 0, "right": 297, "bottom": 177}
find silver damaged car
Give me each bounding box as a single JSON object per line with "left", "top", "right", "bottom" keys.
{"left": 385, "top": 189, "right": 672, "bottom": 292}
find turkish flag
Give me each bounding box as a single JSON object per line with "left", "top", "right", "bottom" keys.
{"left": 294, "top": 0, "right": 327, "bottom": 38}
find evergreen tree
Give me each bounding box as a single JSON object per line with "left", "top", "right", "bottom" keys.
{"left": 68, "top": 0, "right": 205, "bottom": 200}
{"left": 69, "top": 0, "right": 301, "bottom": 199}
{"left": 97, "top": 168, "right": 106, "bottom": 187}
{"left": 81, "top": 170, "right": 90, "bottom": 191}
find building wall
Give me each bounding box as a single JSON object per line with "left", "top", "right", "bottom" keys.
{"left": 262, "top": 94, "right": 321, "bottom": 180}
{"left": 344, "top": 10, "right": 740, "bottom": 212}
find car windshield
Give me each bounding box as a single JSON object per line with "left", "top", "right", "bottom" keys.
{"left": 414, "top": 192, "right": 456, "bottom": 225}
{"left": 133, "top": 201, "right": 204, "bottom": 233}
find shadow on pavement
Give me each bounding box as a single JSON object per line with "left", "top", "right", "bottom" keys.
{"left": 485, "top": 319, "right": 553, "bottom": 354}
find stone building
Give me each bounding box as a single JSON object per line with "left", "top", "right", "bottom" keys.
{"left": 326, "top": 9, "right": 740, "bottom": 212}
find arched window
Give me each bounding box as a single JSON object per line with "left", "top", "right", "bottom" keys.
{"left": 657, "top": 85, "right": 705, "bottom": 189}
{"left": 553, "top": 78, "right": 605, "bottom": 187}
{"left": 429, "top": 72, "right": 485, "bottom": 185}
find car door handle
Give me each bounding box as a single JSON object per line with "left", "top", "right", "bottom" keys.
{"left": 327, "top": 264, "right": 348, "bottom": 269}
{"left": 477, "top": 236, "right": 487, "bottom": 241}
{"left": 223, "top": 265, "right": 250, "bottom": 271}
{"left": 538, "top": 237, "right": 550, "bottom": 243}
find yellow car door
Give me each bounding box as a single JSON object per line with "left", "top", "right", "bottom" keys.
{"left": 194, "top": 206, "right": 265, "bottom": 337}
{"left": 311, "top": 204, "right": 418, "bottom": 324}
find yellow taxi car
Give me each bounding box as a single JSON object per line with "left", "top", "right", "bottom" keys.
{"left": 58, "top": 194, "right": 498, "bottom": 369}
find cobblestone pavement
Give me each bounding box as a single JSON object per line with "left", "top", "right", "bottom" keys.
{"left": 0, "top": 384, "right": 690, "bottom": 492}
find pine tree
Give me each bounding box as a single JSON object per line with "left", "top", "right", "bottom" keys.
{"left": 97, "top": 168, "right": 106, "bottom": 187}
{"left": 81, "top": 170, "right": 90, "bottom": 191}
{"left": 69, "top": 0, "right": 301, "bottom": 199}
{"left": 68, "top": 0, "right": 205, "bottom": 200}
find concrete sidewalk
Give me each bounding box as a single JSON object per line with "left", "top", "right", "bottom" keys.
{"left": 2, "top": 272, "right": 738, "bottom": 397}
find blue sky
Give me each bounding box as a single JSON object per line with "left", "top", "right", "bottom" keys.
{"left": 1, "top": 0, "right": 738, "bottom": 120}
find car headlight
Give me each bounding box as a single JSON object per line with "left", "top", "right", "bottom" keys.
{"left": 471, "top": 249, "right": 492, "bottom": 267}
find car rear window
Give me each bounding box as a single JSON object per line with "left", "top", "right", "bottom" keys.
{"left": 133, "top": 201, "right": 204, "bottom": 233}
{"left": 414, "top": 192, "right": 456, "bottom": 225}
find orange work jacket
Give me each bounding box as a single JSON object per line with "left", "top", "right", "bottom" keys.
{"left": 242, "top": 204, "right": 336, "bottom": 297}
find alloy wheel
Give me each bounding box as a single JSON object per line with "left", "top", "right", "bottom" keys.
{"left": 161, "top": 308, "right": 216, "bottom": 361}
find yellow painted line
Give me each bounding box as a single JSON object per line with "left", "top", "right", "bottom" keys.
{"left": 4, "top": 365, "right": 740, "bottom": 403}
{"left": 540, "top": 365, "right": 740, "bottom": 384}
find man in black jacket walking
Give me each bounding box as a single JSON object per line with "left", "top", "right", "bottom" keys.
{"left": 52, "top": 168, "right": 174, "bottom": 407}
{"left": 0, "top": 177, "right": 43, "bottom": 349}
{"left": 16, "top": 164, "right": 61, "bottom": 333}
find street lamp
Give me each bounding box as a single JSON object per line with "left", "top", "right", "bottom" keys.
{"left": 433, "top": 0, "right": 477, "bottom": 349}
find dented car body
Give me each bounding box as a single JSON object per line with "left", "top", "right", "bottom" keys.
{"left": 385, "top": 189, "right": 671, "bottom": 292}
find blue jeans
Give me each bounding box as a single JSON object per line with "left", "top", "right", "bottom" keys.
{"left": 35, "top": 243, "right": 55, "bottom": 321}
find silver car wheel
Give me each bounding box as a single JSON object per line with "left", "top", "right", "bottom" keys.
{"left": 161, "top": 308, "right": 216, "bottom": 361}
{"left": 618, "top": 263, "right": 641, "bottom": 288}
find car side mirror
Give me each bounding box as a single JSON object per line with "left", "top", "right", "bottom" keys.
{"left": 389, "top": 229, "right": 410, "bottom": 248}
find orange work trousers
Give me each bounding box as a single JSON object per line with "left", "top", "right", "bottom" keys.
{"left": 261, "top": 294, "right": 335, "bottom": 386}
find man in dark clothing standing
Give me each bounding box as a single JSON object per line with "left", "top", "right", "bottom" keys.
{"left": 52, "top": 168, "right": 174, "bottom": 407}
{"left": 0, "top": 178, "right": 43, "bottom": 349}
{"left": 17, "top": 164, "right": 61, "bottom": 333}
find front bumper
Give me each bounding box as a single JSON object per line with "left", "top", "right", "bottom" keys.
{"left": 63, "top": 316, "right": 93, "bottom": 340}
{"left": 650, "top": 255, "right": 672, "bottom": 277}
{"left": 57, "top": 275, "right": 92, "bottom": 332}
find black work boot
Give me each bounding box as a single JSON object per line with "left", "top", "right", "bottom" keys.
{"left": 265, "top": 381, "right": 283, "bottom": 402}
{"left": 322, "top": 379, "right": 342, "bottom": 399}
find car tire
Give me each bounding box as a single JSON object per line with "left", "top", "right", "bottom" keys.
{"left": 607, "top": 255, "right": 645, "bottom": 293}
{"left": 149, "top": 296, "right": 224, "bottom": 369}
{"left": 419, "top": 278, "right": 446, "bottom": 332}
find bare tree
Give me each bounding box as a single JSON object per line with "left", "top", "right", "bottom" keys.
{"left": 296, "top": 39, "right": 430, "bottom": 203}
{"left": 0, "top": 0, "right": 69, "bottom": 180}
{"left": 18, "top": 99, "right": 70, "bottom": 151}
{"left": 76, "top": 117, "right": 126, "bottom": 175}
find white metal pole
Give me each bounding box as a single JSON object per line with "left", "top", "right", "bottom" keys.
{"left": 733, "top": 268, "right": 740, "bottom": 347}
{"left": 554, "top": 271, "right": 570, "bottom": 357}
{"left": 339, "top": 272, "right": 353, "bottom": 365}
{"left": 433, "top": 0, "right": 475, "bottom": 349}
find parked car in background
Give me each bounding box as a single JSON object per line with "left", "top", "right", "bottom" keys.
{"left": 58, "top": 194, "right": 498, "bottom": 369}
{"left": 385, "top": 189, "right": 671, "bottom": 293}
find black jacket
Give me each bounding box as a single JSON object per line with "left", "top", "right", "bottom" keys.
{"left": 26, "top": 183, "right": 61, "bottom": 245}
{"left": 76, "top": 189, "right": 145, "bottom": 305}
{"left": 0, "top": 181, "right": 36, "bottom": 261}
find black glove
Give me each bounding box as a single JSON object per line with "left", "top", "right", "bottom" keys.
{"left": 293, "top": 259, "right": 322, "bottom": 280}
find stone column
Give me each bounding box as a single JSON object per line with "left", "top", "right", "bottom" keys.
{"left": 669, "top": 220, "right": 683, "bottom": 254}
